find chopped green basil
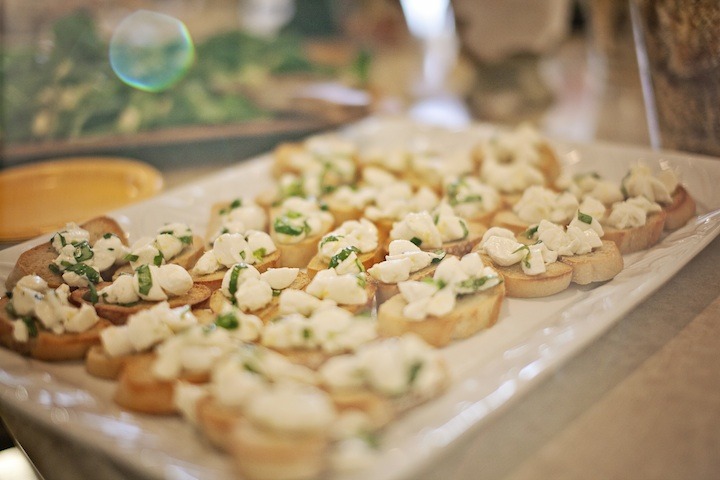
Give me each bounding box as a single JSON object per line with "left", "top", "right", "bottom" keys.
{"left": 408, "top": 361, "right": 423, "bottom": 386}
{"left": 460, "top": 220, "right": 469, "bottom": 239}
{"left": 136, "top": 265, "right": 153, "bottom": 296}
{"left": 272, "top": 288, "right": 282, "bottom": 297}
{"left": 356, "top": 273, "right": 367, "bottom": 289}
{"left": 252, "top": 248, "right": 266, "bottom": 262}
{"left": 216, "top": 312, "right": 239, "bottom": 330}
{"left": 220, "top": 198, "right": 242, "bottom": 215}
{"left": 87, "top": 282, "right": 99, "bottom": 304}
{"left": 430, "top": 250, "right": 446, "bottom": 265}
{"left": 66, "top": 263, "right": 100, "bottom": 284}
{"left": 410, "top": 237, "right": 422, "bottom": 247}
{"left": 273, "top": 216, "right": 305, "bottom": 236}
{"left": 228, "top": 263, "right": 248, "bottom": 296}
{"left": 320, "top": 235, "right": 341, "bottom": 247}
{"left": 328, "top": 246, "right": 360, "bottom": 269}
{"left": 302, "top": 327, "right": 312, "bottom": 339}
{"left": 73, "top": 241, "right": 94, "bottom": 263}
{"left": 153, "top": 251, "right": 164, "bottom": 267}
{"left": 48, "top": 263, "right": 62, "bottom": 275}
{"left": 52, "top": 232, "right": 67, "bottom": 247}
{"left": 21, "top": 317, "right": 38, "bottom": 338}
{"left": 243, "top": 362, "right": 261, "bottom": 375}
{"left": 124, "top": 253, "right": 139, "bottom": 262}
{"left": 524, "top": 225, "right": 539, "bottom": 239}
{"left": 103, "top": 233, "right": 115, "bottom": 239}
{"left": 457, "top": 275, "right": 497, "bottom": 292}
{"left": 578, "top": 211, "right": 593, "bottom": 224}
{"left": 5, "top": 301, "right": 17, "bottom": 318}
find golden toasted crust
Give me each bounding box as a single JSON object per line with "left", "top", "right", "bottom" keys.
{"left": 602, "top": 210, "right": 666, "bottom": 254}
{"left": 559, "top": 241, "right": 624, "bottom": 285}
{"left": 664, "top": 185, "right": 696, "bottom": 230}
{"left": 70, "top": 283, "right": 211, "bottom": 325}
{"left": 85, "top": 345, "right": 153, "bottom": 380}
{"left": 5, "top": 216, "right": 128, "bottom": 292}
{"left": 478, "top": 254, "right": 573, "bottom": 298}
{"left": 196, "top": 396, "right": 244, "bottom": 451}
{"left": 271, "top": 230, "right": 333, "bottom": 269}
{"left": 230, "top": 418, "right": 330, "bottom": 480}
{"left": 490, "top": 210, "right": 533, "bottom": 235}
{"left": 0, "top": 298, "right": 110, "bottom": 361}
{"left": 376, "top": 283, "right": 505, "bottom": 347}
{"left": 114, "top": 354, "right": 209, "bottom": 414}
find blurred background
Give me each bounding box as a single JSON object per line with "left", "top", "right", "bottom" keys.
{"left": 1, "top": 0, "right": 649, "bottom": 171}
{"left": 0, "top": 0, "right": 665, "bottom": 478}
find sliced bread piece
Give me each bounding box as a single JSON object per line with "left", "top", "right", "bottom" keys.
{"left": 5, "top": 216, "right": 127, "bottom": 292}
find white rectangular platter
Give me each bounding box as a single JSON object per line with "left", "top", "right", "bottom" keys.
{"left": 1, "top": 117, "right": 720, "bottom": 480}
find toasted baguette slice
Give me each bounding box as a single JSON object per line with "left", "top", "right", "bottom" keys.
{"left": 114, "top": 354, "right": 209, "bottom": 414}
{"left": 271, "top": 229, "right": 334, "bottom": 269}
{"left": 478, "top": 253, "right": 572, "bottom": 298}
{"left": 192, "top": 250, "right": 281, "bottom": 292}
{"left": 442, "top": 221, "right": 487, "bottom": 257}
{"left": 377, "top": 283, "right": 505, "bottom": 347}
{"left": 490, "top": 210, "right": 533, "bottom": 235}
{"left": 384, "top": 221, "right": 486, "bottom": 258}
{"left": 664, "top": 185, "right": 696, "bottom": 231}
{"left": 306, "top": 248, "right": 385, "bottom": 280}
{"left": 85, "top": 345, "right": 152, "bottom": 380}
{"left": 208, "top": 271, "right": 312, "bottom": 321}
{"left": 5, "top": 216, "right": 128, "bottom": 292}
{"left": 196, "top": 395, "right": 244, "bottom": 451}
{"left": 0, "top": 298, "right": 111, "bottom": 361}
{"left": 70, "top": 283, "right": 211, "bottom": 325}
{"left": 559, "top": 240, "right": 624, "bottom": 285}
{"left": 230, "top": 418, "right": 330, "bottom": 480}
{"left": 602, "top": 210, "right": 666, "bottom": 254}
{"left": 325, "top": 349, "right": 451, "bottom": 428}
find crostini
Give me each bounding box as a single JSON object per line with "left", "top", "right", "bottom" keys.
{"left": 0, "top": 275, "right": 110, "bottom": 361}
{"left": 5, "top": 216, "right": 128, "bottom": 291}
{"left": 377, "top": 253, "right": 504, "bottom": 347}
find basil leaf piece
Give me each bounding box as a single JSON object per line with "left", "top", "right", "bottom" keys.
{"left": 125, "top": 253, "right": 139, "bottom": 262}
{"left": 252, "top": 248, "right": 266, "bottom": 262}
{"left": 430, "top": 250, "right": 446, "bottom": 265}
{"left": 73, "top": 241, "right": 94, "bottom": 263}
{"left": 328, "top": 246, "right": 360, "bottom": 269}
{"left": 410, "top": 237, "right": 422, "bottom": 247}
{"left": 136, "top": 265, "right": 153, "bottom": 296}
{"left": 273, "top": 216, "right": 305, "bottom": 236}
{"left": 22, "top": 317, "right": 38, "bottom": 338}
{"left": 66, "top": 263, "right": 100, "bottom": 284}
{"left": 524, "top": 225, "right": 539, "bottom": 239}
{"left": 457, "top": 275, "right": 496, "bottom": 292}
{"left": 153, "top": 251, "right": 164, "bottom": 267}
{"left": 216, "top": 312, "right": 239, "bottom": 330}
{"left": 228, "top": 263, "right": 248, "bottom": 296}
{"left": 408, "top": 361, "right": 423, "bottom": 386}
{"left": 578, "top": 211, "right": 593, "bottom": 224}
{"left": 320, "top": 235, "right": 341, "bottom": 247}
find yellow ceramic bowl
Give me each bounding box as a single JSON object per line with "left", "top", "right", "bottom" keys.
{"left": 0, "top": 157, "right": 163, "bottom": 242}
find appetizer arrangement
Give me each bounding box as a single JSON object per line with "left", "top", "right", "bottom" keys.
{"left": 0, "top": 121, "right": 699, "bottom": 480}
